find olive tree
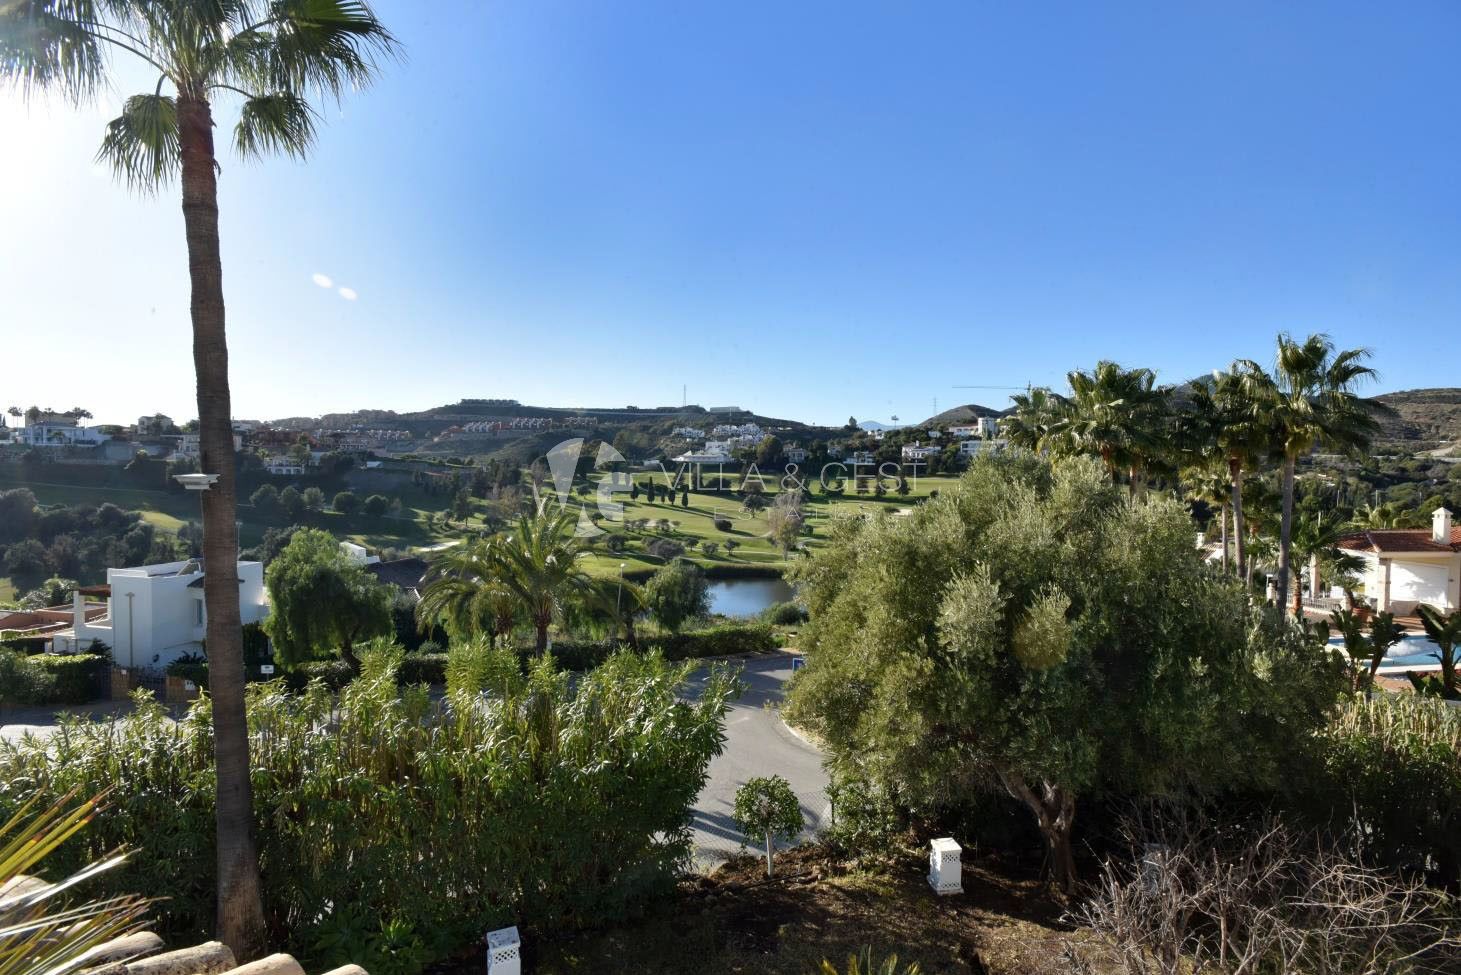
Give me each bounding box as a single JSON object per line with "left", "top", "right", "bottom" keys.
{"left": 786, "top": 452, "right": 1339, "bottom": 892}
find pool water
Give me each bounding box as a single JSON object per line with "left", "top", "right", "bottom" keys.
{"left": 1328, "top": 634, "right": 1448, "bottom": 671}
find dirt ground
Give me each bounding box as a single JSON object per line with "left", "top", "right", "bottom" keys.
{"left": 445, "top": 843, "right": 1089, "bottom": 975}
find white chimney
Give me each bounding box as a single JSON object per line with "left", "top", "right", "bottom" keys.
{"left": 1435, "top": 507, "right": 1453, "bottom": 545}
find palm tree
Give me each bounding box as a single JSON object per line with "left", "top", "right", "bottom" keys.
{"left": 1188, "top": 368, "right": 1277, "bottom": 580}
{"left": 2, "top": 2, "right": 397, "bottom": 956}
{"left": 1181, "top": 465, "right": 1232, "bottom": 569}
{"left": 1000, "top": 386, "right": 1069, "bottom": 454}
{"left": 1062, "top": 361, "right": 1170, "bottom": 491}
{"left": 1286, "top": 512, "right": 1366, "bottom": 616}
{"left": 1414, "top": 604, "right": 1461, "bottom": 699}
{"left": 1239, "top": 335, "right": 1386, "bottom": 617}
{"left": 416, "top": 539, "right": 519, "bottom": 649}
{"left": 492, "top": 511, "right": 594, "bottom": 653}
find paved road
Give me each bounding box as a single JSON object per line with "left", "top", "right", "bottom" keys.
{"left": 2, "top": 654, "right": 830, "bottom": 865}
{"left": 682, "top": 652, "right": 829, "bottom": 865}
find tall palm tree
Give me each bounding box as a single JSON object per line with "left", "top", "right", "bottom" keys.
{"left": 1239, "top": 335, "right": 1387, "bottom": 617}
{"left": 2, "top": 1, "right": 397, "bottom": 956}
{"left": 1000, "top": 387, "right": 1070, "bottom": 454}
{"left": 1062, "top": 361, "right": 1170, "bottom": 491}
{"left": 1187, "top": 368, "right": 1277, "bottom": 580}
{"left": 492, "top": 511, "right": 594, "bottom": 653}
{"left": 1180, "top": 465, "right": 1232, "bottom": 569}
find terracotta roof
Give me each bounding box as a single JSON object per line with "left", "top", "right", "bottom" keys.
{"left": 1337, "top": 526, "right": 1461, "bottom": 554}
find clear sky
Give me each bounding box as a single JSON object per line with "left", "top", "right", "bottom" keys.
{"left": 2, "top": 1, "right": 1457, "bottom": 428}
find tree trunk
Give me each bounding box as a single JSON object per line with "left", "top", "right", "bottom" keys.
{"left": 1277, "top": 454, "right": 1296, "bottom": 617}
{"left": 764, "top": 830, "right": 774, "bottom": 877}
{"left": 534, "top": 615, "right": 549, "bottom": 653}
{"left": 999, "top": 770, "right": 1077, "bottom": 894}
{"left": 1228, "top": 456, "right": 1246, "bottom": 581}
{"left": 178, "top": 94, "right": 266, "bottom": 960}
{"left": 1219, "top": 503, "right": 1229, "bottom": 572}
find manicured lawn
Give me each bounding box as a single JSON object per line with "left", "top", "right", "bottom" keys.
{"left": 565, "top": 472, "right": 960, "bottom": 578}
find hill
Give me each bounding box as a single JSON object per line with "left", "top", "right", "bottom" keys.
{"left": 1374, "top": 388, "right": 1461, "bottom": 448}
{"left": 919, "top": 402, "right": 1007, "bottom": 428}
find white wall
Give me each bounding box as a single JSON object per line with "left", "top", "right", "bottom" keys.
{"left": 1389, "top": 560, "right": 1453, "bottom": 612}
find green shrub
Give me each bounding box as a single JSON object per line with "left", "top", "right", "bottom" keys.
{"left": 1301, "top": 694, "right": 1461, "bottom": 885}
{"left": 396, "top": 652, "right": 448, "bottom": 685}
{"left": 21, "top": 654, "right": 108, "bottom": 704}
{"left": 0, "top": 651, "right": 736, "bottom": 975}
{"left": 282, "top": 659, "right": 356, "bottom": 692}
{"left": 653, "top": 623, "right": 776, "bottom": 659}
{"left": 165, "top": 652, "right": 210, "bottom": 689}
{"left": 0, "top": 648, "right": 56, "bottom": 705}
{"left": 761, "top": 600, "right": 807, "bottom": 626}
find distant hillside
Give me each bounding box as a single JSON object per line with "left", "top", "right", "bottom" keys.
{"left": 1374, "top": 388, "right": 1461, "bottom": 447}
{"left": 920, "top": 403, "right": 1007, "bottom": 428}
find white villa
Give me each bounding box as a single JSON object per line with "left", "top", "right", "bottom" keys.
{"left": 13, "top": 416, "right": 109, "bottom": 448}
{"left": 53, "top": 559, "right": 269, "bottom": 669}
{"left": 949, "top": 418, "right": 1000, "bottom": 439}
{"left": 901, "top": 442, "right": 939, "bottom": 462}
{"left": 1338, "top": 507, "right": 1459, "bottom": 614}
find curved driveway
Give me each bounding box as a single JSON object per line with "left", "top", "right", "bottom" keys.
{"left": 682, "top": 652, "right": 829, "bottom": 865}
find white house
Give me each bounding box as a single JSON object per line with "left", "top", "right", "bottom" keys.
{"left": 1338, "top": 507, "right": 1460, "bottom": 614}
{"left": 784, "top": 446, "right": 807, "bottom": 463}
{"left": 847, "top": 451, "right": 877, "bottom": 467}
{"left": 53, "top": 559, "right": 269, "bottom": 669}
{"left": 340, "top": 541, "right": 381, "bottom": 566}
{"left": 672, "top": 427, "right": 705, "bottom": 439}
{"left": 176, "top": 432, "right": 243, "bottom": 458}
{"left": 16, "top": 418, "right": 108, "bottom": 448}
{"left": 960, "top": 438, "right": 1008, "bottom": 457}
{"left": 949, "top": 417, "right": 1000, "bottom": 439}
{"left": 901, "top": 442, "right": 939, "bottom": 462}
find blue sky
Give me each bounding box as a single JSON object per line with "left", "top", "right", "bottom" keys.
{"left": 2, "top": 1, "right": 1457, "bottom": 428}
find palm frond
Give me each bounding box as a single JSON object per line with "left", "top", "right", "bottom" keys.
{"left": 233, "top": 89, "right": 315, "bottom": 158}
{"left": 220, "top": 0, "right": 396, "bottom": 101}
{"left": 95, "top": 92, "right": 179, "bottom": 191}
{"left": 0, "top": 0, "right": 109, "bottom": 103}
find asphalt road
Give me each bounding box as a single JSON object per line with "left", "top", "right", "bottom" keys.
{"left": 682, "top": 652, "right": 830, "bottom": 865}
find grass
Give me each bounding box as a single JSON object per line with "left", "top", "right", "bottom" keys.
{"left": 559, "top": 473, "right": 960, "bottom": 579}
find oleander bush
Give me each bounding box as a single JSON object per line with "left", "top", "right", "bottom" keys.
{"left": 0, "top": 643, "right": 736, "bottom": 975}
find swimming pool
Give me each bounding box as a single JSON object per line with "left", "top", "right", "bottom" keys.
{"left": 1328, "top": 634, "right": 1448, "bottom": 673}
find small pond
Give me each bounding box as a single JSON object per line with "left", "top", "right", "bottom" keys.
{"left": 707, "top": 577, "right": 794, "bottom": 618}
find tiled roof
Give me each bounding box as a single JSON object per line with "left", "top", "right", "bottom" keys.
{"left": 1337, "top": 527, "right": 1461, "bottom": 554}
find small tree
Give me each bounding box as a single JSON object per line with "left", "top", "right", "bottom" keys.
{"left": 264, "top": 528, "right": 392, "bottom": 668}
{"left": 733, "top": 775, "right": 804, "bottom": 877}
{"left": 332, "top": 491, "right": 359, "bottom": 516}
{"left": 725, "top": 539, "right": 740, "bottom": 557}
{"left": 278, "top": 485, "right": 305, "bottom": 521}
{"left": 767, "top": 491, "right": 805, "bottom": 557}
{"left": 363, "top": 494, "right": 390, "bottom": 518}
{"left": 301, "top": 487, "right": 325, "bottom": 512}
{"left": 644, "top": 559, "right": 709, "bottom": 632}
{"left": 250, "top": 484, "right": 279, "bottom": 511}
{"left": 680, "top": 486, "right": 690, "bottom": 508}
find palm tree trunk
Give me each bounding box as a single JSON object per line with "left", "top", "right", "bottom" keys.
{"left": 534, "top": 614, "right": 549, "bottom": 653}
{"left": 1277, "top": 454, "right": 1297, "bottom": 616}
{"left": 178, "top": 94, "right": 266, "bottom": 960}
{"left": 1219, "top": 503, "right": 1229, "bottom": 571}
{"left": 1228, "top": 456, "right": 1246, "bottom": 581}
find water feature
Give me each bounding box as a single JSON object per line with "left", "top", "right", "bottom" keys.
{"left": 707, "top": 577, "right": 794, "bottom": 618}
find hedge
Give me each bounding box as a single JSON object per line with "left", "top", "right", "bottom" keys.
{"left": 397, "top": 652, "right": 449, "bottom": 685}
{"left": 547, "top": 623, "right": 777, "bottom": 672}
{"left": 14, "top": 654, "right": 107, "bottom": 701}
